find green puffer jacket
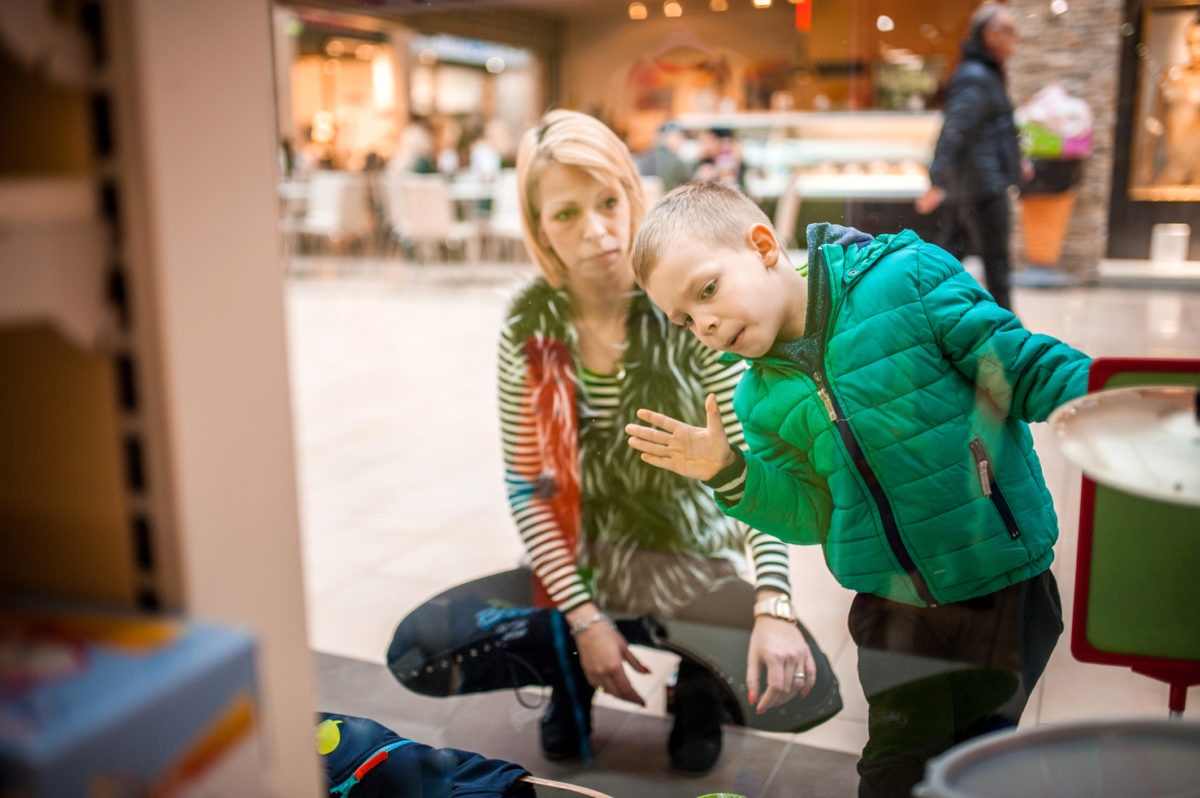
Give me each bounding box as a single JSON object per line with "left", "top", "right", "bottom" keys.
{"left": 724, "top": 224, "right": 1091, "bottom": 607}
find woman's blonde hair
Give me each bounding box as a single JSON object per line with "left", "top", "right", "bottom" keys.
{"left": 515, "top": 109, "right": 646, "bottom": 287}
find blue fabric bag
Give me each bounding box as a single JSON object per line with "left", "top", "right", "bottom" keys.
{"left": 316, "top": 712, "right": 533, "bottom": 797}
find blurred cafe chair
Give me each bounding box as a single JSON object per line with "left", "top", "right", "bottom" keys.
{"left": 375, "top": 171, "right": 409, "bottom": 258}
{"left": 484, "top": 168, "right": 526, "bottom": 262}
{"left": 276, "top": 178, "right": 309, "bottom": 223}
{"left": 395, "top": 174, "right": 482, "bottom": 265}
{"left": 282, "top": 170, "right": 374, "bottom": 257}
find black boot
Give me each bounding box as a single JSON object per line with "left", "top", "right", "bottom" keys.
{"left": 540, "top": 681, "right": 594, "bottom": 761}
{"left": 667, "top": 659, "right": 724, "bottom": 775}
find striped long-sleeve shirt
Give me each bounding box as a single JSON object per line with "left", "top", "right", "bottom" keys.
{"left": 498, "top": 317, "right": 790, "bottom": 616}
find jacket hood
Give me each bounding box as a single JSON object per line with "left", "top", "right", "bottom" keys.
{"left": 804, "top": 222, "right": 874, "bottom": 269}
{"left": 808, "top": 224, "right": 923, "bottom": 289}
{"left": 808, "top": 222, "right": 938, "bottom": 273}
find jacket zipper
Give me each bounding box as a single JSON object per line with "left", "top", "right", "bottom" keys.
{"left": 968, "top": 438, "right": 1022, "bottom": 539}
{"left": 814, "top": 371, "right": 938, "bottom": 606}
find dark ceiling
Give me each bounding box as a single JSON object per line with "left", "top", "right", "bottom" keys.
{"left": 288, "top": 0, "right": 615, "bottom": 20}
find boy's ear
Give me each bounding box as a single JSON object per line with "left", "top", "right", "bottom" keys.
{"left": 748, "top": 223, "right": 781, "bottom": 268}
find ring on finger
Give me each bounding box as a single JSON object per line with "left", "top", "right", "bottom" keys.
{"left": 793, "top": 671, "right": 806, "bottom": 681}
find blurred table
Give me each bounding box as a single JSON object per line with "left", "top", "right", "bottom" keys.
{"left": 449, "top": 177, "right": 494, "bottom": 221}
{"left": 277, "top": 179, "right": 310, "bottom": 219}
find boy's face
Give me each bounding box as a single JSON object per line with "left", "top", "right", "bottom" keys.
{"left": 642, "top": 224, "right": 799, "bottom": 358}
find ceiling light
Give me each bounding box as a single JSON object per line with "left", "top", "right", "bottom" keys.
{"left": 664, "top": 0, "right": 683, "bottom": 17}
{"left": 876, "top": 15, "right": 895, "bottom": 32}
{"left": 753, "top": 0, "right": 773, "bottom": 7}
{"left": 710, "top": 0, "right": 728, "bottom": 8}
{"left": 629, "top": 2, "right": 647, "bottom": 19}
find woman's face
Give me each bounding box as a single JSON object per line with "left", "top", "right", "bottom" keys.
{"left": 536, "top": 162, "right": 633, "bottom": 289}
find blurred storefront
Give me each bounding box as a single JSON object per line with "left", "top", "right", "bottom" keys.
{"left": 272, "top": 6, "right": 541, "bottom": 175}
{"left": 270, "top": 0, "right": 1188, "bottom": 278}
{"left": 271, "top": 0, "right": 978, "bottom": 174}
{"left": 269, "top": 0, "right": 981, "bottom": 245}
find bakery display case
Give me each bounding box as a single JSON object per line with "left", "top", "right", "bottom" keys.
{"left": 675, "top": 110, "right": 944, "bottom": 241}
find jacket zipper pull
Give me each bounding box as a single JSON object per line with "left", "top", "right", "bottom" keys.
{"left": 977, "top": 458, "right": 993, "bottom": 497}
{"left": 969, "top": 438, "right": 994, "bottom": 497}
{"left": 814, "top": 374, "right": 837, "bottom": 422}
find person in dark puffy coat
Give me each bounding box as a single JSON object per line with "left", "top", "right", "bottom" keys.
{"left": 915, "top": 1, "right": 1028, "bottom": 312}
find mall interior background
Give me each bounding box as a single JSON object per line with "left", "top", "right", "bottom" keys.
{"left": 2, "top": 0, "right": 1198, "bottom": 795}
{"left": 271, "top": 0, "right": 1197, "bottom": 272}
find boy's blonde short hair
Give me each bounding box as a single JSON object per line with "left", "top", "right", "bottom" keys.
{"left": 632, "top": 180, "right": 771, "bottom": 285}
{"left": 515, "top": 109, "right": 646, "bottom": 288}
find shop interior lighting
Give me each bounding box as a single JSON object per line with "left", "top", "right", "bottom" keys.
{"left": 710, "top": 0, "right": 728, "bottom": 9}
{"left": 1050, "top": 0, "right": 1069, "bottom": 14}
{"left": 752, "top": 0, "right": 773, "bottom": 8}
{"left": 371, "top": 54, "right": 395, "bottom": 110}
{"left": 876, "top": 14, "right": 895, "bottom": 31}
{"left": 628, "top": 2, "right": 648, "bottom": 19}
{"left": 663, "top": 0, "right": 683, "bottom": 17}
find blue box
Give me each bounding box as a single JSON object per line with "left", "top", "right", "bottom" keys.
{"left": 0, "top": 606, "right": 262, "bottom": 796}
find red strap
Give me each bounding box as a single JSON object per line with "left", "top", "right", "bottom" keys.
{"left": 353, "top": 749, "right": 389, "bottom": 780}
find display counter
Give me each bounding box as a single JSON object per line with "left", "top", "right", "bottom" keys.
{"left": 676, "top": 110, "right": 940, "bottom": 202}
{"left": 675, "top": 111, "right": 943, "bottom": 239}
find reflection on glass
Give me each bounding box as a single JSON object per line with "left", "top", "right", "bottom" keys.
{"left": 386, "top": 110, "right": 842, "bottom": 778}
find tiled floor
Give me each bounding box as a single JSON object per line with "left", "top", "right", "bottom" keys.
{"left": 285, "top": 254, "right": 1199, "bottom": 796}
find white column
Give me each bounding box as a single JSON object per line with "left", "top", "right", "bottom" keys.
{"left": 117, "top": 0, "right": 320, "bottom": 794}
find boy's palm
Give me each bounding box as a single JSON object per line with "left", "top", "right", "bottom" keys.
{"left": 626, "top": 394, "right": 733, "bottom": 482}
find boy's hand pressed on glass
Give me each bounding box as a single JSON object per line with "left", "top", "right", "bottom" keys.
{"left": 627, "top": 393, "right": 735, "bottom": 481}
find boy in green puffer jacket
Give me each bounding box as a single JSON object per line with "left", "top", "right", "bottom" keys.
{"left": 625, "top": 180, "right": 1092, "bottom": 797}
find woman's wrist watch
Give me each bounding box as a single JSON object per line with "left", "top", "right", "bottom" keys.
{"left": 753, "top": 594, "right": 798, "bottom": 622}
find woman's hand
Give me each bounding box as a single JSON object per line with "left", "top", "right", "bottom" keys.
{"left": 745, "top": 613, "right": 814, "bottom": 715}
{"left": 625, "top": 394, "right": 735, "bottom": 482}
{"left": 568, "top": 611, "right": 649, "bottom": 707}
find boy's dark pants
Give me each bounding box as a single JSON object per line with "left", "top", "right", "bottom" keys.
{"left": 848, "top": 569, "right": 1062, "bottom": 798}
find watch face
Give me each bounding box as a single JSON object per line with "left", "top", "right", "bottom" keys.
{"left": 755, "top": 596, "right": 796, "bottom": 620}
